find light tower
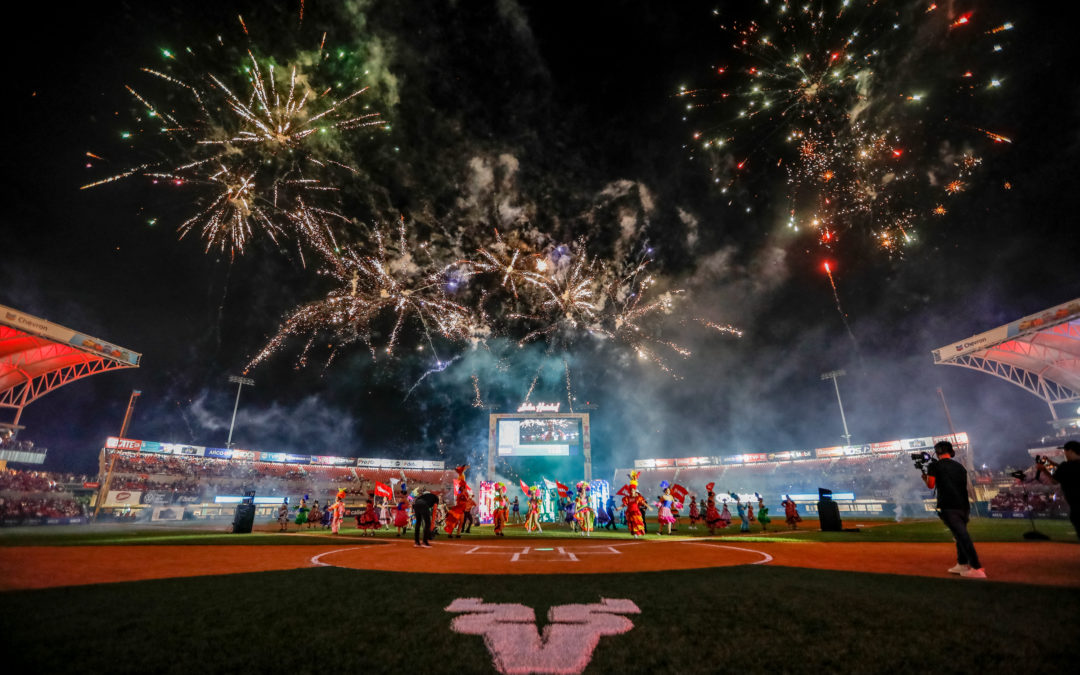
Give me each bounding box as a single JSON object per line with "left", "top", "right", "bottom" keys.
{"left": 820, "top": 370, "right": 852, "bottom": 446}
{"left": 226, "top": 375, "right": 254, "bottom": 448}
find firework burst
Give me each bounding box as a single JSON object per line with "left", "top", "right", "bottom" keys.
{"left": 680, "top": 0, "right": 1015, "bottom": 256}
{"left": 84, "top": 23, "right": 384, "bottom": 259}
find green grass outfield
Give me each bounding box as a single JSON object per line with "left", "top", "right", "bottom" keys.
{"left": 1, "top": 564, "right": 1077, "bottom": 673}
{"left": 0, "top": 516, "right": 1075, "bottom": 546}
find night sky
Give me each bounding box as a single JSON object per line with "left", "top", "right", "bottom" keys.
{"left": 4, "top": 0, "right": 1078, "bottom": 477}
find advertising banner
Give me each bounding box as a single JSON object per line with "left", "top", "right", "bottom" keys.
{"left": 742, "top": 453, "right": 768, "bottom": 463}
{"left": 901, "top": 437, "right": 934, "bottom": 450}
{"left": 675, "top": 457, "right": 711, "bottom": 466}
{"left": 931, "top": 325, "right": 1010, "bottom": 363}
{"left": 204, "top": 448, "right": 233, "bottom": 459}
{"left": 841, "top": 445, "right": 872, "bottom": 456}
{"left": 141, "top": 491, "right": 173, "bottom": 505}
{"left": 104, "top": 490, "right": 142, "bottom": 506}
{"left": 871, "top": 441, "right": 902, "bottom": 453}
{"left": 258, "top": 452, "right": 287, "bottom": 463}
{"left": 0, "top": 303, "right": 142, "bottom": 366}
{"left": 634, "top": 459, "right": 656, "bottom": 468}
{"left": 105, "top": 437, "right": 142, "bottom": 451}
{"left": 284, "top": 454, "right": 310, "bottom": 464}
{"left": 312, "top": 455, "right": 353, "bottom": 466}
{"left": 934, "top": 432, "right": 970, "bottom": 445}
{"left": 815, "top": 446, "right": 845, "bottom": 459}
{"left": 722, "top": 455, "right": 745, "bottom": 465}
{"left": 231, "top": 450, "right": 256, "bottom": 461}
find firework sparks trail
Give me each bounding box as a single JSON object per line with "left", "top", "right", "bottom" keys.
{"left": 824, "top": 261, "right": 859, "bottom": 353}
{"left": 680, "top": 1, "right": 1016, "bottom": 256}
{"left": 563, "top": 358, "right": 574, "bottom": 413}
{"left": 471, "top": 374, "right": 484, "bottom": 408}
{"left": 404, "top": 354, "right": 462, "bottom": 401}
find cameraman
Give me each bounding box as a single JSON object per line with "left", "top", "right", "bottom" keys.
{"left": 1036, "top": 440, "right": 1080, "bottom": 540}
{"left": 923, "top": 440, "right": 986, "bottom": 578}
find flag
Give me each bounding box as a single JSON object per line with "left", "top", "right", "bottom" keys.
{"left": 671, "top": 483, "right": 689, "bottom": 503}
{"left": 374, "top": 481, "right": 393, "bottom": 498}
{"left": 616, "top": 484, "right": 631, "bottom": 497}
{"left": 520, "top": 479, "right": 531, "bottom": 495}
{"left": 542, "top": 478, "right": 557, "bottom": 491}
{"left": 555, "top": 481, "right": 569, "bottom": 499}
{"left": 705, "top": 482, "right": 715, "bottom": 492}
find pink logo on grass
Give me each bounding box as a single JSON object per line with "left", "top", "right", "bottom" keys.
{"left": 445, "top": 597, "right": 640, "bottom": 674}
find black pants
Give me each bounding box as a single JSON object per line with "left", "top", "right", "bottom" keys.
{"left": 604, "top": 510, "right": 616, "bottom": 530}
{"left": 939, "top": 508, "right": 981, "bottom": 569}
{"left": 414, "top": 507, "right": 432, "bottom": 544}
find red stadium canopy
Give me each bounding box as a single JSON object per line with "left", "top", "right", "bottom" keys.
{"left": 0, "top": 305, "right": 140, "bottom": 426}
{"left": 932, "top": 298, "right": 1080, "bottom": 420}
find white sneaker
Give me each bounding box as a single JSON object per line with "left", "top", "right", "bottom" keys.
{"left": 948, "top": 564, "right": 971, "bottom": 575}
{"left": 960, "top": 567, "right": 987, "bottom": 579}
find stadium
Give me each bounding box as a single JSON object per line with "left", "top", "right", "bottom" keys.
{"left": 3, "top": 298, "right": 1080, "bottom": 672}
{"left": 3, "top": 2, "right": 1080, "bottom": 672}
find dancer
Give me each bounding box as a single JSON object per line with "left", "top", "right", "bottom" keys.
{"left": 719, "top": 498, "right": 732, "bottom": 528}
{"left": 356, "top": 496, "right": 379, "bottom": 535}
{"left": 782, "top": 494, "right": 802, "bottom": 530}
{"left": 688, "top": 495, "right": 700, "bottom": 530}
{"left": 511, "top": 496, "right": 521, "bottom": 524}
{"left": 656, "top": 483, "right": 677, "bottom": 536}
{"left": 734, "top": 495, "right": 750, "bottom": 533}
{"left": 564, "top": 495, "right": 577, "bottom": 532}
{"left": 704, "top": 483, "right": 722, "bottom": 535}
{"left": 277, "top": 499, "right": 289, "bottom": 532}
{"left": 307, "top": 500, "right": 321, "bottom": 530}
{"left": 574, "top": 482, "right": 595, "bottom": 537}
{"left": 757, "top": 495, "right": 771, "bottom": 532}
{"left": 394, "top": 494, "right": 410, "bottom": 536}
{"left": 328, "top": 489, "right": 346, "bottom": 535}
{"left": 524, "top": 486, "right": 543, "bottom": 533}
{"left": 623, "top": 472, "right": 647, "bottom": 538}
{"left": 294, "top": 495, "right": 309, "bottom": 529}
{"left": 445, "top": 465, "right": 473, "bottom": 538}
{"left": 379, "top": 498, "right": 391, "bottom": 530}
{"left": 746, "top": 500, "right": 756, "bottom": 524}
{"left": 492, "top": 483, "right": 509, "bottom": 536}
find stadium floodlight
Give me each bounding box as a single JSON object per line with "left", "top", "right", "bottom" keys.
{"left": 820, "top": 370, "right": 852, "bottom": 446}
{"left": 226, "top": 376, "right": 255, "bottom": 448}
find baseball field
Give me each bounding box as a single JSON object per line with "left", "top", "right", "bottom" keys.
{"left": 2, "top": 517, "right": 1076, "bottom": 674}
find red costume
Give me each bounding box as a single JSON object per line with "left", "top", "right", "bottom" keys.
{"left": 444, "top": 465, "right": 473, "bottom": 535}
{"left": 623, "top": 471, "right": 646, "bottom": 537}
{"left": 782, "top": 496, "right": 802, "bottom": 529}
{"left": 492, "top": 483, "right": 509, "bottom": 536}
{"left": 688, "top": 496, "right": 700, "bottom": 525}
{"left": 356, "top": 498, "right": 379, "bottom": 534}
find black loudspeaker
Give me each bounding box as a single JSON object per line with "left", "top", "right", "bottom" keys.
{"left": 817, "top": 499, "right": 843, "bottom": 531}
{"left": 232, "top": 503, "right": 256, "bottom": 534}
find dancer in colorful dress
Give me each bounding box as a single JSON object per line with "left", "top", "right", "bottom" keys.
{"left": 704, "top": 483, "right": 722, "bottom": 535}
{"left": 719, "top": 498, "right": 732, "bottom": 528}
{"left": 524, "top": 486, "right": 543, "bottom": 533}
{"left": 757, "top": 495, "right": 771, "bottom": 532}
{"left": 735, "top": 495, "right": 750, "bottom": 533}
{"left": 328, "top": 489, "right": 346, "bottom": 535}
{"left": 623, "top": 472, "right": 647, "bottom": 538}
{"left": 445, "top": 465, "right": 473, "bottom": 538}
{"left": 356, "top": 497, "right": 380, "bottom": 535}
{"left": 492, "top": 483, "right": 509, "bottom": 536}
{"left": 574, "top": 482, "right": 595, "bottom": 537}
{"left": 688, "top": 495, "right": 700, "bottom": 530}
{"left": 394, "top": 495, "right": 410, "bottom": 536}
{"left": 656, "top": 483, "right": 677, "bottom": 536}
{"left": 307, "top": 500, "right": 321, "bottom": 530}
{"left": 277, "top": 499, "right": 290, "bottom": 532}
{"left": 294, "top": 495, "right": 309, "bottom": 528}
{"left": 782, "top": 494, "right": 802, "bottom": 530}
{"left": 379, "top": 498, "right": 391, "bottom": 530}
{"left": 563, "top": 496, "right": 577, "bottom": 532}
{"left": 746, "top": 501, "right": 756, "bottom": 524}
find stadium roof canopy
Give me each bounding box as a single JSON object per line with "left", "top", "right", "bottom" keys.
{"left": 932, "top": 298, "right": 1080, "bottom": 419}
{"left": 0, "top": 304, "right": 140, "bottom": 426}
